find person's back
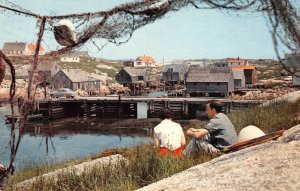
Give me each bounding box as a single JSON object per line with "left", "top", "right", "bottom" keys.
{"left": 154, "top": 119, "right": 184, "bottom": 151}
{"left": 153, "top": 108, "right": 186, "bottom": 156}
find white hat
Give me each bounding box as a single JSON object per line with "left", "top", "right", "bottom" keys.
{"left": 238, "top": 125, "right": 265, "bottom": 143}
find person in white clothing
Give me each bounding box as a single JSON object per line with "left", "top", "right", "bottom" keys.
{"left": 153, "top": 108, "right": 186, "bottom": 156}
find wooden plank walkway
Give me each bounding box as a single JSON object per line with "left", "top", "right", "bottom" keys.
{"left": 35, "top": 96, "right": 265, "bottom": 120}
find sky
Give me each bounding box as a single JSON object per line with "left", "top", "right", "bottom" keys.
{"left": 0, "top": 0, "right": 287, "bottom": 62}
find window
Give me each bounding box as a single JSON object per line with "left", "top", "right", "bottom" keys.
{"left": 217, "top": 83, "right": 220, "bottom": 85}
{"left": 206, "top": 82, "right": 209, "bottom": 85}
{"left": 138, "top": 76, "right": 143, "bottom": 81}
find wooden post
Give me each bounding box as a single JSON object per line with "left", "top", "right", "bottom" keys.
{"left": 48, "top": 99, "right": 52, "bottom": 119}
{"left": 118, "top": 94, "right": 122, "bottom": 118}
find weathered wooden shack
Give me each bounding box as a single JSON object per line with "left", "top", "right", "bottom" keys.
{"left": 34, "top": 62, "right": 60, "bottom": 84}
{"left": 186, "top": 67, "right": 234, "bottom": 96}
{"left": 232, "top": 69, "right": 246, "bottom": 89}
{"left": 52, "top": 69, "right": 101, "bottom": 90}
{"left": 115, "top": 67, "right": 150, "bottom": 95}
{"left": 285, "top": 53, "right": 300, "bottom": 86}
{"left": 230, "top": 65, "right": 257, "bottom": 84}
{"left": 162, "top": 64, "right": 188, "bottom": 85}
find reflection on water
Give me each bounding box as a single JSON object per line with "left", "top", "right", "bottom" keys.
{"left": 0, "top": 105, "right": 151, "bottom": 169}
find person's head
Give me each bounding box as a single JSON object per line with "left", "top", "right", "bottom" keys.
{"left": 160, "top": 108, "right": 174, "bottom": 120}
{"left": 206, "top": 100, "right": 223, "bottom": 119}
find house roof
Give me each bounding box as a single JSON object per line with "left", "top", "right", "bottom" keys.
{"left": 136, "top": 55, "right": 155, "bottom": 63}
{"left": 74, "top": 51, "right": 89, "bottom": 57}
{"left": 27, "top": 43, "right": 44, "bottom": 52}
{"left": 230, "top": 66, "right": 256, "bottom": 70}
{"left": 61, "top": 69, "right": 99, "bottom": 82}
{"left": 225, "top": 58, "right": 248, "bottom": 63}
{"left": 163, "top": 64, "right": 186, "bottom": 73}
{"left": 186, "top": 67, "right": 233, "bottom": 83}
{"left": 123, "top": 67, "right": 148, "bottom": 77}
{"left": 232, "top": 69, "right": 244, "bottom": 80}
{"left": 60, "top": 52, "right": 80, "bottom": 58}
{"left": 2, "top": 42, "right": 27, "bottom": 52}
{"left": 37, "top": 62, "right": 57, "bottom": 71}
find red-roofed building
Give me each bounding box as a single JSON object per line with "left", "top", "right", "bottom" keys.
{"left": 133, "top": 55, "right": 156, "bottom": 67}
{"left": 225, "top": 58, "right": 257, "bottom": 84}
{"left": 26, "top": 43, "right": 45, "bottom": 55}
{"left": 215, "top": 58, "right": 256, "bottom": 84}
{"left": 1, "top": 42, "right": 45, "bottom": 56}
{"left": 225, "top": 58, "right": 249, "bottom": 66}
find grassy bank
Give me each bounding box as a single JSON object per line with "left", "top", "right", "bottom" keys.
{"left": 5, "top": 99, "right": 299, "bottom": 191}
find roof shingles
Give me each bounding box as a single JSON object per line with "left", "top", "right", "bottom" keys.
{"left": 186, "top": 67, "right": 233, "bottom": 83}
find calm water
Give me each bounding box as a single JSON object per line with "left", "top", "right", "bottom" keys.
{"left": 0, "top": 105, "right": 151, "bottom": 169}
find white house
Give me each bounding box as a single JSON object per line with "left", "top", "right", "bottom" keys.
{"left": 224, "top": 58, "right": 249, "bottom": 66}
{"left": 60, "top": 52, "right": 80, "bottom": 63}
{"left": 133, "top": 55, "right": 156, "bottom": 67}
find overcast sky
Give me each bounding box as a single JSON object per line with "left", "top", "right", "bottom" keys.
{"left": 0, "top": 0, "right": 287, "bottom": 62}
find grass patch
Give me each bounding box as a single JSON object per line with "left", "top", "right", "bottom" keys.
{"left": 229, "top": 99, "right": 299, "bottom": 133}
{"left": 4, "top": 99, "right": 299, "bottom": 190}
{"left": 6, "top": 146, "right": 213, "bottom": 191}
{"left": 58, "top": 58, "right": 121, "bottom": 80}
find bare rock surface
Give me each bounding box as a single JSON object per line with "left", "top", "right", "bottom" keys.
{"left": 137, "top": 125, "right": 300, "bottom": 191}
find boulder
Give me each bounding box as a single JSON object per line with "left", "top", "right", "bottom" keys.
{"left": 137, "top": 125, "right": 300, "bottom": 191}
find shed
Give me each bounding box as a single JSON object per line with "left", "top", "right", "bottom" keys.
{"left": 186, "top": 67, "right": 234, "bottom": 96}
{"left": 232, "top": 69, "right": 246, "bottom": 89}
{"left": 162, "top": 64, "right": 188, "bottom": 84}
{"left": 52, "top": 69, "right": 101, "bottom": 90}
{"left": 115, "top": 67, "right": 149, "bottom": 84}
{"left": 285, "top": 53, "right": 300, "bottom": 86}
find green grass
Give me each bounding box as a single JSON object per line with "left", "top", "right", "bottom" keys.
{"left": 6, "top": 146, "right": 213, "bottom": 191}
{"left": 58, "top": 58, "right": 121, "bottom": 80}
{"left": 4, "top": 99, "right": 299, "bottom": 191}
{"left": 228, "top": 99, "right": 299, "bottom": 133}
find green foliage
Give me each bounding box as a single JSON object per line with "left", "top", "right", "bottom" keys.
{"left": 58, "top": 57, "right": 121, "bottom": 80}
{"left": 7, "top": 146, "right": 213, "bottom": 191}
{"left": 229, "top": 100, "right": 299, "bottom": 133}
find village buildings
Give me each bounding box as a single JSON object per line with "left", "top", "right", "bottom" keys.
{"left": 34, "top": 62, "right": 60, "bottom": 85}
{"left": 59, "top": 51, "right": 89, "bottom": 63}
{"left": 214, "top": 58, "right": 257, "bottom": 85}
{"left": 2, "top": 42, "right": 45, "bottom": 56}
{"left": 115, "top": 67, "right": 150, "bottom": 95}
{"left": 186, "top": 67, "right": 234, "bottom": 96}
{"left": 52, "top": 69, "right": 101, "bottom": 90}
{"left": 123, "top": 55, "right": 156, "bottom": 68}
{"left": 162, "top": 64, "right": 188, "bottom": 85}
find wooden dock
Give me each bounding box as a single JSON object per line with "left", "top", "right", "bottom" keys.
{"left": 36, "top": 96, "right": 264, "bottom": 120}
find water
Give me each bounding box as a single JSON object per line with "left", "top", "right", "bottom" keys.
{"left": 0, "top": 105, "right": 151, "bottom": 169}
{"left": 146, "top": 91, "right": 168, "bottom": 98}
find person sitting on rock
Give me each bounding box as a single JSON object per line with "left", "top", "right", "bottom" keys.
{"left": 153, "top": 108, "right": 186, "bottom": 156}
{"left": 183, "top": 100, "right": 237, "bottom": 157}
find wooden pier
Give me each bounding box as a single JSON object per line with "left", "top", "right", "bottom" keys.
{"left": 36, "top": 96, "right": 264, "bottom": 120}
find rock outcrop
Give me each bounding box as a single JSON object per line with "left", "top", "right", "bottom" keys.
{"left": 137, "top": 125, "right": 300, "bottom": 191}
